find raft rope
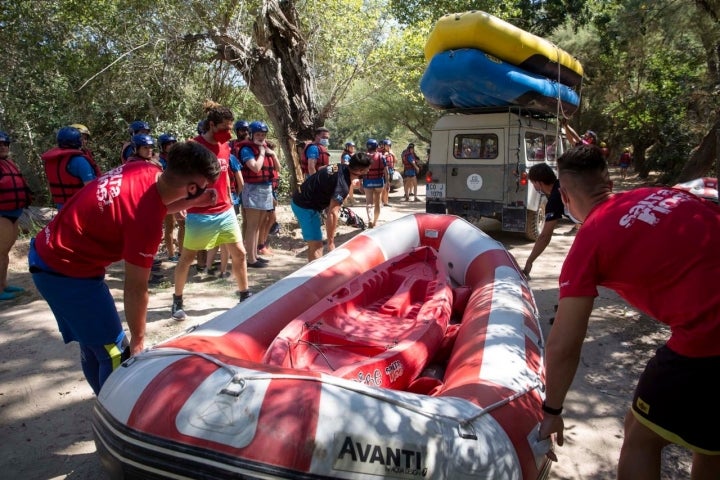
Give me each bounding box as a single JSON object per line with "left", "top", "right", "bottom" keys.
{"left": 135, "top": 347, "right": 545, "bottom": 428}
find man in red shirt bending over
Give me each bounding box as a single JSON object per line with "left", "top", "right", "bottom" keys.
{"left": 29, "top": 142, "right": 220, "bottom": 394}
{"left": 539, "top": 144, "right": 720, "bottom": 478}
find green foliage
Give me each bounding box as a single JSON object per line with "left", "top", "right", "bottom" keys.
{"left": 0, "top": 0, "right": 718, "bottom": 196}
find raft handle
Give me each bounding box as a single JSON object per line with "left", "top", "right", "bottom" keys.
{"left": 457, "top": 422, "right": 478, "bottom": 440}
{"left": 220, "top": 375, "right": 247, "bottom": 397}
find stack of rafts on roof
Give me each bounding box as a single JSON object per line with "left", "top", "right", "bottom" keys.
{"left": 420, "top": 10, "right": 584, "bottom": 115}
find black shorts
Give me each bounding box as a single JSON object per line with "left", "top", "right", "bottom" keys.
{"left": 632, "top": 345, "right": 720, "bottom": 454}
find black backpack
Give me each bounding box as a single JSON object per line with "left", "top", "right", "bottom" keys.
{"left": 339, "top": 206, "right": 366, "bottom": 230}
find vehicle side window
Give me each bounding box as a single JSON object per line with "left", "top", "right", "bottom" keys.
{"left": 525, "top": 132, "right": 546, "bottom": 161}
{"left": 545, "top": 134, "right": 558, "bottom": 162}
{"left": 453, "top": 134, "right": 498, "bottom": 159}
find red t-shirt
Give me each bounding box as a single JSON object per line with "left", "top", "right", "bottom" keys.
{"left": 35, "top": 161, "right": 165, "bottom": 277}
{"left": 559, "top": 187, "right": 720, "bottom": 357}
{"left": 187, "top": 135, "right": 231, "bottom": 215}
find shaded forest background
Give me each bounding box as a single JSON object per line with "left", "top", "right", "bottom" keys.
{"left": 1, "top": 0, "right": 719, "bottom": 204}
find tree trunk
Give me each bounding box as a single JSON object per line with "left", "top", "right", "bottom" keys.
{"left": 676, "top": 115, "right": 720, "bottom": 181}
{"left": 632, "top": 139, "right": 655, "bottom": 179}
{"left": 211, "top": 0, "right": 329, "bottom": 192}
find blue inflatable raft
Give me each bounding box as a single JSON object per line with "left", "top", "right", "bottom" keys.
{"left": 420, "top": 48, "right": 580, "bottom": 115}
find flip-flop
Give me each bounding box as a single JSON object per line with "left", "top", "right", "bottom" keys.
{"left": 0, "top": 291, "right": 17, "bottom": 301}
{"left": 4, "top": 285, "right": 24, "bottom": 293}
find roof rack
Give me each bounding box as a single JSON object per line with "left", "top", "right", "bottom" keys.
{"left": 440, "top": 105, "right": 559, "bottom": 119}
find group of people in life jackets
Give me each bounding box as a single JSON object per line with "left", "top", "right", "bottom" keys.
{"left": 302, "top": 131, "right": 424, "bottom": 229}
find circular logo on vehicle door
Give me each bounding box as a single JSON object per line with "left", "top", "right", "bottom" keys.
{"left": 467, "top": 174, "right": 483, "bottom": 191}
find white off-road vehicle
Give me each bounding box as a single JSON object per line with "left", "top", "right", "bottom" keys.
{"left": 425, "top": 107, "right": 568, "bottom": 240}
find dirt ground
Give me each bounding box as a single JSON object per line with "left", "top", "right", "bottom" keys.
{"left": 0, "top": 173, "right": 692, "bottom": 479}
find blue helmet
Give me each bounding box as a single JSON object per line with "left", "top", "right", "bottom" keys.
{"left": 57, "top": 126, "right": 82, "bottom": 149}
{"left": 131, "top": 134, "right": 155, "bottom": 149}
{"left": 366, "top": 138, "right": 379, "bottom": 150}
{"left": 0, "top": 131, "right": 11, "bottom": 144}
{"left": 234, "top": 120, "right": 250, "bottom": 132}
{"left": 249, "top": 121, "right": 268, "bottom": 135}
{"left": 381, "top": 138, "right": 392, "bottom": 146}
{"left": 129, "top": 120, "right": 151, "bottom": 135}
{"left": 158, "top": 133, "right": 177, "bottom": 148}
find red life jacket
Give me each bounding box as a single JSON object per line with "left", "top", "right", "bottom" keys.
{"left": 365, "top": 151, "right": 386, "bottom": 180}
{"left": 41, "top": 147, "right": 101, "bottom": 206}
{"left": 300, "top": 141, "right": 330, "bottom": 175}
{"left": 384, "top": 151, "right": 397, "bottom": 171}
{"left": 237, "top": 140, "right": 276, "bottom": 184}
{"left": 401, "top": 150, "right": 416, "bottom": 171}
{"left": 0, "top": 158, "right": 31, "bottom": 210}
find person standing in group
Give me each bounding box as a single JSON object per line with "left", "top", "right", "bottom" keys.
{"left": 1, "top": 131, "right": 32, "bottom": 301}
{"left": 521, "top": 163, "right": 566, "bottom": 278}
{"left": 257, "top": 140, "right": 280, "bottom": 257}
{"left": 29, "top": 141, "right": 220, "bottom": 394}
{"left": 125, "top": 134, "right": 161, "bottom": 168}
{"left": 363, "top": 138, "right": 388, "bottom": 228}
{"left": 400, "top": 143, "right": 420, "bottom": 202}
{"left": 341, "top": 141, "right": 357, "bottom": 204}
{"left": 237, "top": 121, "right": 280, "bottom": 268}
{"left": 300, "top": 126, "right": 330, "bottom": 179}
{"left": 379, "top": 139, "right": 396, "bottom": 206}
{"left": 538, "top": 144, "right": 720, "bottom": 479}
{"left": 158, "top": 133, "right": 183, "bottom": 262}
{"left": 619, "top": 147, "right": 633, "bottom": 180}
{"left": 171, "top": 101, "right": 253, "bottom": 320}
{"left": 121, "top": 120, "right": 151, "bottom": 164}
{"left": 41, "top": 126, "right": 101, "bottom": 211}
{"left": 291, "top": 153, "right": 371, "bottom": 262}
{"left": 70, "top": 123, "right": 96, "bottom": 163}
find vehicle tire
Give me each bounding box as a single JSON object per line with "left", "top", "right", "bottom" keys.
{"left": 525, "top": 198, "right": 547, "bottom": 241}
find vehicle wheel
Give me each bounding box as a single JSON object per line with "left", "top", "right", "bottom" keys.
{"left": 525, "top": 198, "right": 547, "bottom": 241}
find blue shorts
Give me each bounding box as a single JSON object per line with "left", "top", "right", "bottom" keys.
{"left": 291, "top": 200, "right": 323, "bottom": 242}
{"left": 242, "top": 183, "right": 274, "bottom": 210}
{"left": 363, "top": 177, "right": 385, "bottom": 189}
{"left": 0, "top": 208, "right": 23, "bottom": 222}
{"left": 29, "top": 241, "right": 121, "bottom": 345}
{"left": 404, "top": 169, "right": 416, "bottom": 177}
{"left": 184, "top": 208, "right": 242, "bottom": 251}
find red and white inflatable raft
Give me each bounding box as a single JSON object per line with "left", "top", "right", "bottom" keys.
{"left": 673, "top": 177, "right": 718, "bottom": 203}
{"left": 93, "top": 213, "right": 553, "bottom": 479}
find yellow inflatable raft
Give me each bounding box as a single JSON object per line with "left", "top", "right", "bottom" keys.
{"left": 425, "top": 10, "right": 584, "bottom": 88}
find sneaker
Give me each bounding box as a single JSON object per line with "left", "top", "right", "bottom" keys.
{"left": 206, "top": 267, "right": 218, "bottom": 277}
{"left": 247, "top": 260, "right": 268, "bottom": 268}
{"left": 413, "top": 196, "right": 421, "bottom": 202}
{"left": 256, "top": 256, "right": 270, "bottom": 264}
{"left": 269, "top": 222, "right": 280, "bottom": 236}
{"left": 4, "top": 285, "right": 24, "bottom": 293}
{"left": 237, "top": 290, "right": 253, "bottom": 302}
{"left": 219, "top": 271, "right": 232, "bottom": 280}
{"left": 167, "top": 255, "right": 179, "bottom": 262}
{"left": 171, "top": 295, "right": 186, "bottom": 321}
{"left": 148, "top": 274, "right": 165, "bottom": 286}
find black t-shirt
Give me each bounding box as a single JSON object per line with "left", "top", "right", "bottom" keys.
{"left": 292, "top": 164, "right": 351, "bottom": 211}
{"left": 545, "top": 180, "right": 565, "bottom": 222}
